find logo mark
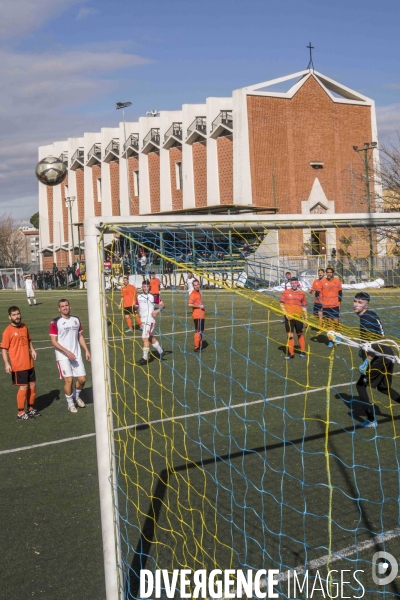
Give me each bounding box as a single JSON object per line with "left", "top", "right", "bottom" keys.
{"left": 372, "top": 551, "right": 398, "bottom": 585}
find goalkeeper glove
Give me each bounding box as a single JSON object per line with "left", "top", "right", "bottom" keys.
{"left": 359, "top": 359, "right": 369, "bottom": 375}
{"left": 358, "top": 348, "right": 364, "bottom": 359}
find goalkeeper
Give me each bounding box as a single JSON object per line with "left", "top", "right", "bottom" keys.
{"left": 353, "top": 291, "right": 400, "bottom": 429}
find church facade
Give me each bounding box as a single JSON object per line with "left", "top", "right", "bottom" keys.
{"left": 38, "top": 69, "right": 379, "bottom": 269}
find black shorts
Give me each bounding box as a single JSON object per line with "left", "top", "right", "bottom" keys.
{"left": 123, "top": 306, "right": 135, "bottom": 315}
{"left": 361, "top": 345, "right": 395, "bottom": 389}
{"left": 193, "top": 318, "right": 205, "bottom": 333}
{"left": 284, "top": 317, "right": 304, "bottom": 335}
{"left": 323, "top": 306, "right": 340, "bottom": 320}
{"left": 313, "top": 302, "right": 323, "bottom": 316}
{"left": 12, "top": 368, "right": 36, "bottom": 386}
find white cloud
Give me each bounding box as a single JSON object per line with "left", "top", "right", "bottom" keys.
{"left": 0, "top": 45, "right": 152, "bottom": 218}
{"left": 76, "top": 7, "right": 98, "bottom": 20}
{"left": 377, "top": 104, "right": 400, "bottom": 140}
{"left": 0, "top": 0, "right": 83, "bottom": 40}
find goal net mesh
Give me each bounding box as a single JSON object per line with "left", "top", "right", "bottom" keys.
{"left": 96, "top": 217, "right": 400, "bottom": 598}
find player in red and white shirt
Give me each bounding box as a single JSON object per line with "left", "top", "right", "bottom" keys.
{"left": 135, "top": 280, "right": 164, "bottom": 365}
{"left": 49, "top": 299, "right": 91, "bottom": 413}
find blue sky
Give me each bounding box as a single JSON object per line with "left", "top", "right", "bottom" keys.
{"left": 1, "top": 0, "right": 399, "bottom": 220}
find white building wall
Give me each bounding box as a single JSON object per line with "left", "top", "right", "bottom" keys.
{"left": 100, "top": 128, "right": 119, "bottom": 216}
{"left": 182, "top": 103, "right": 206, "bottom": 209}
{"left": 206, "top": 97, "right": 232, "bottom": 206}
{"left": 38, "top": 144, "right": 54, "bottom": 255}
{"left": 138, "top": 116, "right": 160, "bottom": 214}
{"left": 84, "top": 132, "right": 101, "bottom": 219}
{"left": 160, "top": 110, "right": 182, "bottom": 212}
{"left": 119, "top": 121, "right": 139, "bottom": 217}
{"left": 233, "top": 88, "right": 252, "bottom": 205}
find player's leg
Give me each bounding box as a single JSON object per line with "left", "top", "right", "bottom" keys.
{"left": 149, "top": 334, "right": 163, "bottom": 360}
{"left": 355, "top": 375, "right": 377, "bottom": 427}
{"left": 32, "top": 294, "right": 37, "bottom": 305}
{"left": 284, "top": 318, "right": 295, "bottom": 359}
{"left": 138, "top": 324, "right": 151, "bottom": 364}
{"left": 63, "top": 374, "right": 77, "bottom": 413}
{"left": 74, "top": 375, "right": 87, "bottom": 408}
{"left": 295, "top": 321, "right": 306, "bottom": 357}
{"left": 135, "top": 312, "right": 142, "bottom": 329}
{"left": 26, "top": 368, "right": 40, "bottom": 417}
{"left": 124, "top": 308, "right": 133, "bottom": 332}
{"left": 16, "top": 384, "right": 29, "bottom": 418}
{"left": 193, "top": 319, "right": 204, "bottom": 351}
{"left": 26, "top": 292, "right": 32, "bottom": 306}
{"left": 376, "top": 364, "right": 400, "bottom": 405}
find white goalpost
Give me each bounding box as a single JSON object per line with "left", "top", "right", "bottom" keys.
{"left": 84, "top": 212, "right": 400, "bottom": 600}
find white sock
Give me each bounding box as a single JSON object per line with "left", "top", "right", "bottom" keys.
{"left": 152, "top": 341, "right": 162, "bottom": 353}
{"left": 27, "top": 299, "right": 31, "bottom": 305}
{"left": 143, "top": 348, "right": 149, "bottom": 359}
{"left": 75, "top": 388, "right": 81, "bottom": 398}
{"left": 66, "top": 394, "right": 74, "bottom": 406}
{"left": 33, "top": 299, "right": 37, "bottom": 305}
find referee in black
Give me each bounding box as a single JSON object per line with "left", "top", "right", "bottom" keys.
{"left": 353, "top": 291, "right": 400, "bottom": 428}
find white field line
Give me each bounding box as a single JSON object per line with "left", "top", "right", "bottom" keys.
{"left": 33, "top": 320, "right": 282, "bottom": 347}
{"left": 0, "top": 381, "right": 351, "bottom": 456}
{"left": 268, "top": 528, "right": 400, "bottom": 585}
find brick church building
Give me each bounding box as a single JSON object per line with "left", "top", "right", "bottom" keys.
{"left": 38, "top": 69, "right": 380, "bottom": 269}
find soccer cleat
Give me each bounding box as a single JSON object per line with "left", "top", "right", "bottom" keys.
{"left": 298, "top": 353, "right": 306, "bottom": 358}
{"left": 158, "top": 350, "right": 165, "bottom": 361}
{"left": 137, "top": 358, "right": 149, "bottom": 366}
{"left": 68, "top": 404, "right": 78, "bottom": 413}
{"left": 27, "top": 409, "right": 41, "bottom": 417}
{"left": 327, "top": 341, "right": 334, "bottom": 348}
{"left": 75, "top": 397, "right": 85, "bottom": 408}
{"left": 284, "top": 355, "right": 294, "bottom": 360}
{"left": 316, "top": 330, "right": 322, "bottom": 335}
{"left": 360, "top": 419, "right": 378, "bottom": 429}
{"left": 194, "top": 348, "right": 202, "bottom": 353}
{"left": 17, "top": 412, "right": 34, "bottom": 420}
{"left": 125, "top": 328, "right": 133, "bottom": 333}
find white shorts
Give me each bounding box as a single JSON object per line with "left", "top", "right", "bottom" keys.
{"left": 141, "top": 322, "right": 155, "bottom": 339}
{"left": 57, "top": 357, "right": 86, "bottom": 379}
{"left": 26, "top": 290, "right": 35, "bottom": 298}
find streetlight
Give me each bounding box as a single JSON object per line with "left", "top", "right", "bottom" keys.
{"left": 116, "top": 101, "right": 132, "bottom": 217}
{"left": 353, "top": 142, "right": 378, "bottom": 278}
{"left": 65, "top": 196, "right": 76, "bottom": 265}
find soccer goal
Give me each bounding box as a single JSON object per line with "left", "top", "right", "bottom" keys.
{"left": 85, "top": 212, "right": 400, "bottom": 600}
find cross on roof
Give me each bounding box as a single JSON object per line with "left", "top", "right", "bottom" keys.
{"left": 307, "top": 42, "right": 315, "bottom": 72}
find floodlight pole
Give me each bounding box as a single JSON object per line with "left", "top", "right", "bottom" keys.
{"left": 116, "top": 102, "right": 132, "bottom": 217}
{"left": 353, "top": 143, "right": 377, "bottom": 278}
{"left": 65, "top": 196, "right": 76, "bottom": 265}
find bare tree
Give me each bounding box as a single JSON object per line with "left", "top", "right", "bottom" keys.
{"left": 0, "top": 214, "right": 26, "bottom": 267}
{"left": 376, "top": 133, "right": 400, "bottom": 251}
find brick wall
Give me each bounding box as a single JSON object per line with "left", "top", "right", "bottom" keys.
{"left": 92, "top": 165, "right": 102, "bottom": 217}
{"left": 217, "top": 135, "right": 233, "bottom": 205}
{"left": 110, "top": 161, "right": 120, "bottom": 216}
{"left": 169, "top": 146, "right": 183, "bottom": 210}
{"left": 61, "top": 176, "right": 69, "bottom": 242}
{"left": 148, "top": 152, "right": 160, "bottom": 213}
{"left": 128, "top": 156, "right": 139, "bottom": 214}
{"left": 55, "top": 249, "right": 69, "bottom": 268}
{"left": 46, "top": 186, "right": 53, "bottom": 244}
{"left": 192, "top": 141, "right": 207, "bottom": 207}
{"left": 247, "top": 76, "right": 374, "bottom": 255}
{"left": 43, "top": 255, "right": 54, "bottom": 270}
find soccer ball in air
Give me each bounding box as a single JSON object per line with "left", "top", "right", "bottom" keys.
{"left": 35, "top": 156, "right": 67, "bottom": 187}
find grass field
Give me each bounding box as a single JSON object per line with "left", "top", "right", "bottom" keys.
{"left": 2, "top": 288, "right": 400, "bottom": 599}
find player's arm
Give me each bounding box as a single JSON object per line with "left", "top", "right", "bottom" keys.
{"left": 50, "top": 335, "right": 77, "bottom": 361}
{"left": 1, "top": 348, "right": 12, "bottom": 374}
{"left": 78, "top": 332, "right": 91, "bottom": 362}
{"left": 29, "top": 340, "right": 37, "bottom": 361}
{"left": 152, "top": 299, "right": 165, "bottom": 317}
{"left": 280, "top": 301, "right": 290, "bottom": 319}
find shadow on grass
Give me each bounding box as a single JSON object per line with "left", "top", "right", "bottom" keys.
{"left": 34, "top": 389, "right": 60, "bottom": 411}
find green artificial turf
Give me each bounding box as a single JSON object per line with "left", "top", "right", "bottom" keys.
{"left": 1, "top": 288, "right": 400, "bottom": 599}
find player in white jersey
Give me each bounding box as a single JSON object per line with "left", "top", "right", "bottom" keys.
{"left": 24, "top": 274, "right": 37, "bottom": 306}
{"left": 135, "top": 280, "right": 164, "bottom": 365}
{"left": 186, "top": 272, "right": 195, "bottom": 295}
{"left": 49, "top": 299, "right": 91, "bottom": 413}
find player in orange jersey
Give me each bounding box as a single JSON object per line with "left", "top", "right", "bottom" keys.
{"left": 319, "top": 267, "right": 342, "bottom": 347}
{"left": 1, "top": 306, "right": 39, "bottom": 419}
{"left": 188, "top": 279, "right": 205, "bottom": 352}
{"left": 280, "top": 277, "right": 308, "bottom": 360}
{"left": 119, "top": 276, "right": 141, "bottom": 333}
{"left": 310, "top": 268, "right": 325, "bottom": 333}
{"left": 149, "top": 272, "right": 161, "bottom": 304}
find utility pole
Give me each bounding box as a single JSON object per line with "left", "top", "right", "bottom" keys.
{"left": 65, "top": 196, "right": 76, "bottom": 265}
{"left": 116, "top": 102, "right": 132, "bottom": 216}
{"left": 353, "top": 142, "right": 378, "bottom": 278}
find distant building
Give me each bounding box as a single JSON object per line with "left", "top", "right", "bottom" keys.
{"left": 38, "top": 69, "right": 381, "bottom": 269}
{"left": 19, "top": 227, "right": 40, "bottom": 268}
